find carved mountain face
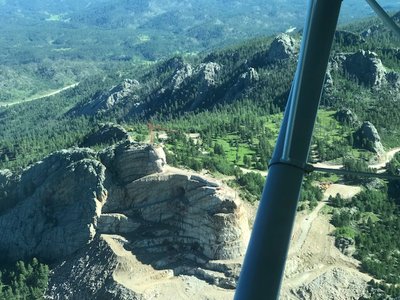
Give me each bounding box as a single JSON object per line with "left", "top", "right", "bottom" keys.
{"left": 0, "top": 140, "right": 249, "bottom": 298}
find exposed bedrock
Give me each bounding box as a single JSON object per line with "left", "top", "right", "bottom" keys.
{"left": 0, "top": 140, "right": 249, "bottom": 297}
{"left": 267, "top": 33, "right": 299, "bottom": 62}
{"left": 353, "top": 121, "right": 384, "bottom": 154}
{"left": 344, "top": 50, "right": 386, "bottom": 87}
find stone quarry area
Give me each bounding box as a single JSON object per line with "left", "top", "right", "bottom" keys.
{"left": 0, "top": 138, "right": 250, "bottom": 299}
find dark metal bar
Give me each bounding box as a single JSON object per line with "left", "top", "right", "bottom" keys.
{"left": 234, "top": 0, "right": 342, "bottom": 299}
{"left": 365, "top": 0, "right": 400, "bottom": 39}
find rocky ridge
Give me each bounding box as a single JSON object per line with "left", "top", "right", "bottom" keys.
{"left": 327, "top": 49, "right": 400, "bottom": 93}
{"left": 64, "top": 30, "right": 400, "bottom": 121}
{"left": 334, "top": 30, "right": 365, "bottom": 46}
{"left": 167, "top": 61, "right": 221, "bottom": 92}
{"left": 72, "top": 79, "right": 141, "bottom": 116}
{"left": 334, "top": 108, "right": 359, "bottom": 127}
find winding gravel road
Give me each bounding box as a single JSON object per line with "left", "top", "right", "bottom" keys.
{"left": 0, "top": 82, "right": 79, "bottom": 107}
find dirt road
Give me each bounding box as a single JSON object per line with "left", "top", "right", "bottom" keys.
{"left": 282, "top": 183, "right": 372, "bottom": 297}
{"left": 370, "top": 147, "right": 400, "bottom": 170}
{"left": 239, "top": 167, "right": 267, "bottom": 176}
{"left": 313, "top": 147, "right": 400, "bottom": 172}
{"left": 0, "top": 82, "right": 79, "bottom": 107}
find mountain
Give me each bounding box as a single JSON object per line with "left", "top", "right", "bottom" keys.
{"left": 1, "top": 12, "right": 400, "bottom": 299}
{"left": 1, "top": 0, "right": 399, "bottom": 103}
{"left": 2, "top": 12, "right": 400, "bottom": 170}
{"left": 0, "top": 136, "right": 250, "bottom": 299}
{"left": 66, "top": 31, "right": 400, "bottom": 122}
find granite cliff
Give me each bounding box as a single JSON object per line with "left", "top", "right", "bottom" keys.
{"left": 0, "top": 139, "right": 250, "bottom": 299}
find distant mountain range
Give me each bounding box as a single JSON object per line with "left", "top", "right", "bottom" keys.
{"left": 0, "top": 0, "right": 399, "bottom": 103}
{"left": 1, "top": 0, "right": 399, "bottom": 60}
{"left": 2, "top": 0, "right": 399, "bottom": 24}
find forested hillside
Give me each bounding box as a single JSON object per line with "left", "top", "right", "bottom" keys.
{"left": 1, "top": 0, "right": 399, "bottom": 103}
{"left": 1, "top": 11, "right": 400, "bottom": 297}
{"left": 2, "top": 14, "right": 400, "bottom": 170}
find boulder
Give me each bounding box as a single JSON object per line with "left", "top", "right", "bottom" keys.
{"left": 335, "top": 237, "right": 356, "bottom": 256}
{"left": 334, "top": 108, "right": 359, "bottom": 126}
{"left": 324, "top": 69, "right": 334, "bottom": 90}
{"left": 99, "top": 141, "right": 166, "bottom": 184}
{"left": 365, "top": 178, "right": 386, "bottom": 191}
{"left": 329, "top": 53, "right": 347, "bottom": 71}
{"left": 267, "top": 34, "right": 299, "bottom": 61}
{"left": 344, "top": 50, "right": 386, "bottom": 87}
{"left": 239, "top": 67, "right": 259, "bottom": 84}
{"left": 196, "top": 62, "right": 221, "bottom": 87}
{"left": 188, "top": 62, "right": 222, "bottom": 110}
{"left": 290, "top": 268, "right": 370, "bottom": 300}
{"left": 353, "top": 121, "right": 384, "bottom": 154}
{"left": 361, "top": 25, "right": 381, "bottom": 38}
{"left": 97, "top": 213, "right": 141, "bottom": 234}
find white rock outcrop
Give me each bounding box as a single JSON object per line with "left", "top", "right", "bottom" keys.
{"left": 172, "top": 63, "right": 193, "bottom": 90}
{"left": 73, "top": 79, "right": 141, "bottom": 115}
{"left": 196, "top": 62, "right": 221, "bottom": 87}
{"left": 267, "top": 34, "right": 299, "bottom": 62}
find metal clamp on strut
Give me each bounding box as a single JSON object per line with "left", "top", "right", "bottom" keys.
{"left": 268, "top": 158, "right": 315, "bottom": 174}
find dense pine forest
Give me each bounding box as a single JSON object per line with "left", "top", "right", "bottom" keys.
{"left": 0, "top": 259, "right": 49, "bottom": 299}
